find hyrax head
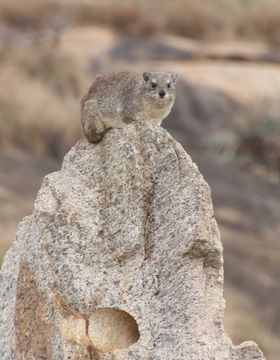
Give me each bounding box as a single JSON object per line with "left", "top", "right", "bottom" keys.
{"left": 143, "top": 71, "right": 178, "bottom": 103}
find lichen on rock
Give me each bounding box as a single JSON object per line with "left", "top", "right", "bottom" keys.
{"left": 0, "top": 122, "right": 265, "bottom": 359}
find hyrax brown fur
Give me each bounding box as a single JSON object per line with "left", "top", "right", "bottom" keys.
{"left": 81, "top": 71, "right": 178, "bottom": 143}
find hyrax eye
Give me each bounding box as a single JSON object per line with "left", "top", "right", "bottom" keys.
{"left": 167, "top": 83, "right": 171, "bottom": 89}
{"left": 151, "top": 82, "right": 157, "bottom": 89}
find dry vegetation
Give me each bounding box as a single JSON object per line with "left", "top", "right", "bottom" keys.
{"left": 0, "top": 0, "right": 280, "bottom": 162}
{"left": 0, "top": 1, "right": 278, "bottom": 176}
{"left": 224, "top": 286, "right": 280, "bottom": 360}
{"left": 0, "top": 0, "right": 280, "bottom": 43}
{"left": 206, "top": 107, "right": 280, "bottom": 181}
{"left": 0, "top": 45, "right": 84, "bottom": 158}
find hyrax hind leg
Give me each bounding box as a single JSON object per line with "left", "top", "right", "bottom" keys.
{"left": 81, "top": 99, "right": 109, "bottom": 143}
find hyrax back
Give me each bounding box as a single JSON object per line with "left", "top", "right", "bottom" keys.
{"left": 81, "top": 71, "right": 178, "bottom": 143}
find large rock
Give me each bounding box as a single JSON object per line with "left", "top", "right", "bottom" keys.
{"left": 0, "top": 122, "right": 264, "bottom": 359}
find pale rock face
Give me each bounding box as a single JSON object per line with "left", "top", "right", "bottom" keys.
{"left": 0, "top": 122, "right": 264, "bottom": 359}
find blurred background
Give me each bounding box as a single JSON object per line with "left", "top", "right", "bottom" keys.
{"left": 0, "top": 0, "right": 279, "bottom": 358}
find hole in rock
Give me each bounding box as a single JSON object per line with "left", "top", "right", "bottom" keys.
{"left": 88, "top": 307, "right": 140, "bottom": 352}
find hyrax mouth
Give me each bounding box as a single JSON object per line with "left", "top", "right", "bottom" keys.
{"left": 155, "top": 95, "right": 172, "bottom": 103}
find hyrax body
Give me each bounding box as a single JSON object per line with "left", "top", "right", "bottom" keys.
{"left": 81, "top": 71, "right": 177, "bottom": 143}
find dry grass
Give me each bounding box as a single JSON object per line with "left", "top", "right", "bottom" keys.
{"left": 0, "top": 0, "right": 280, "bottom": 43}
{"left": 207, "top": 106, "right": 280, "bottom": 180}
{"left": 236, "top": 112, "right": 280, "bottom": 176}
{"left": 0, "top": 0, "right": 162, "bottom": 36}
{"left": 236, "top": 1, "right": 280, "bottom": 45}
{"left": 13, "top": 46, "right": 85, "bottom": 98}
{"left": 0, "top": 50, "right": 83, "bottom": 158}
{"left": 224, "top": 286, "right": 280, "bottom": 360}
{"left": 0, "top": 1, "right": 60, "bottom": 30}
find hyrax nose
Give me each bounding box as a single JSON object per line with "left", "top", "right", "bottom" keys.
{"left": 159, "top": 90, "right": 166, "bottom": 98}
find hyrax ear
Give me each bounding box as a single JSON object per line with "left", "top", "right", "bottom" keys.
{"left": 170, "top": 73, "right": 178, "bottom": 84}
{"left": 143, "top": 72, "right": 151, "bottom": 82}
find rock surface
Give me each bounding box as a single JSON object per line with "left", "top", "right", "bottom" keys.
{"left": 0, "top": 122, "right": 264, "bottom": 359}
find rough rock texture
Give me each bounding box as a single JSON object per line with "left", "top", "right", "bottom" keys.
{"left": 0, "top": 122, "right": 265, "bottom": 359}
